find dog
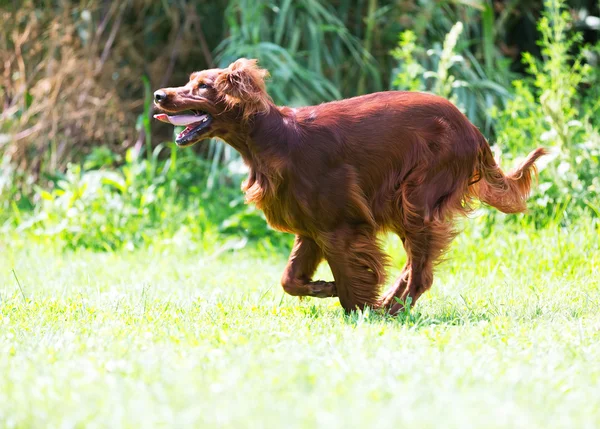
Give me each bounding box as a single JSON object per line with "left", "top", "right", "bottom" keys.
{"left": 153, "top": 58, "right": 546, "bottom": 314}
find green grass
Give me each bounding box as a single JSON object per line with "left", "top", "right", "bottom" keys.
{"left": 1, "top": 219, "right": 599, "bottom": 428}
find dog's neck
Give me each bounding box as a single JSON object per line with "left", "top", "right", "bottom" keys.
{"left": 223, "top": 105, "right": 295, "bottom": 209}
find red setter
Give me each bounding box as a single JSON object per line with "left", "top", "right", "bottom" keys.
{"left": 154, "top": 58, "right": 546, "bottom": 314}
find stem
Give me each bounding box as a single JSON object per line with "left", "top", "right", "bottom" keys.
{"left": 12, "top": 269, "right": 26, "bottom": 302}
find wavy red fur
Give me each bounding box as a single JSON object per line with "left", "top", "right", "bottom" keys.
{"left": 154, "top": 58, "right": 546, "bottom": 314}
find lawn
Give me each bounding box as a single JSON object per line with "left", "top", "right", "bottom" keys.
{"left": 1, "top": 220, "right": 599, "bottom": 428}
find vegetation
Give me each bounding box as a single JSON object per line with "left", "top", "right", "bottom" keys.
{"left": 2, "top": 0, "right": 599, "bottom": 250}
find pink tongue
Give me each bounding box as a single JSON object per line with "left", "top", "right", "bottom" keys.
{"left": 153, "top": 113, "right": 203, "bottom": 126}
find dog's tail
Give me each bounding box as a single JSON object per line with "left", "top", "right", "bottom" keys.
{"left": 470, "top": 134, "right": 547, "bottom": 214}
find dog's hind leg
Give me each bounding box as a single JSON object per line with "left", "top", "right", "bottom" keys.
{"left": 386, "top": 220, "right": 455, "bottom": 315}
{"left": 380, "top": 267, "right": 410, "bottom": 310}
{"left": 281, "top": 235, "right": 337, "bottom": 298}
{"left": 383, "top": 162, "right": 464, "bottom": 314}
{"left": 379, "top": 236, "right": 411, "bottom": 309}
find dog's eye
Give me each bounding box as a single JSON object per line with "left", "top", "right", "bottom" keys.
{"left": 198, "top": 83, "right": 209, "bottom": 89}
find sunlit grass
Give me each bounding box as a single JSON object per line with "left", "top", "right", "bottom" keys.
{"left": 1, "top": 219, "right": 599, "bottom": 428}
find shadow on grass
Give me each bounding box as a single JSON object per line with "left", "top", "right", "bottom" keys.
{"left": 337, "top": 295, "right": 593, "bottom": 329}
{"left": 343, "top": 305, "right": 495, "bottom": 329}
{"left": 297, "top": 299, "right": 494, "bottom": 329}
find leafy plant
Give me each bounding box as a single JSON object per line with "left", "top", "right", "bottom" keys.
{"left": 391, "top": 22, "right": 513, "bottom": 136}
{"left": 493, "top": 0, "right": 600, "bottom": 224}
{"left": 216, "top": 0, "right": 380, "bottom": 105}
{"left": 8, "top": 143, "right": 290, "bottom": 251}
{"left": 3, "top": 0, "right": 600, "bottom": 252}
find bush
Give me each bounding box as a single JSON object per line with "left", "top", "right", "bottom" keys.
{"left": 0, "top": 0, "right": 379, "bottom": 180}
{"left": 2, "top": 0, "right": 599, "bottom": 252}
{"left": 391, "top": 21, "right": 514, "bottom": 136}
{"left": 493, "top": 0, "right": 600, "bottom": 224}
{"left": 6, "top": 144, "right": 289, "bottom": 251}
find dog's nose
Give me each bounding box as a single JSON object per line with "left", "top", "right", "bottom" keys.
{"left": 154, "top": 90, "right": 167, "bottom": 103}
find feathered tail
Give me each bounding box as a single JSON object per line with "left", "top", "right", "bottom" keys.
{"left": 471, "top": 138, "right": 547, "bottom": 213}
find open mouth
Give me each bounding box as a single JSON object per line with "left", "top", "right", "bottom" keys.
{"left": 153, "top": 110, "right": 212, "bottom": 146}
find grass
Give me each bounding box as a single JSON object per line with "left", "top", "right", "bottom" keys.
{"left": 1, "top": 219, "right": 599, "bottom": 428}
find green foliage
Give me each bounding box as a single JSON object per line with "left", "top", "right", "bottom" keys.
{"left": 390, "top": 31, "right": 424, "bottom": 92}
{"left": 0, "top": 0, "right": 385, "bottom": 180}
{"left": 7, "top": 145, "right": 288, "bottom": 251}
{"left": 493, "top": 0, "right": 600, "bottom": 224}
{"left": 2, "top": 0, "right": 600, "bottom": 251}
{"left": 391, "top": 22, "right": 513, "bottom": 135}
{"left": 0, "top": 154, "right": 35, "bottom": 226}
{"left": 216, "top": 0, "right": 379, "bottom": 105}
{"left": 13, "top": 147, "right": 203, "bottom": 251}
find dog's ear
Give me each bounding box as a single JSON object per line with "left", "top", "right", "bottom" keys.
{"left": 215, "top": 58, "right": 271, "bottom": 117}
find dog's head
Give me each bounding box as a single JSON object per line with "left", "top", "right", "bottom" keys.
{"left": 153, "top": 58, "right": 271, "bottom": 147}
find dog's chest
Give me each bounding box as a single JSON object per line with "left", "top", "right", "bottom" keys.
{"left": 261, "top": 195, "right": 305, "bottom": 235}
{"left": 260, "top": 185, "right": 317, "bottom": 235}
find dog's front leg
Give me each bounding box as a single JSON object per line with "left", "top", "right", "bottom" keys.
{"left": 281, "top": 235, "right": 337, "bottom": 298}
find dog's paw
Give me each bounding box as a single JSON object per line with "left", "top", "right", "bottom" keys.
{"left": 309, "top": 280, "right": 337, "bottom": 298}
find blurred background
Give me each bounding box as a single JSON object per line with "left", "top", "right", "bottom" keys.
{"left": 1, "top": 0, "right": 599, "bottom": 251}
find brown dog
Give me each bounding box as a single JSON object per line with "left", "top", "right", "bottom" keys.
{"left": 153, "top": 58, "right": 545, "bottom": 314}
